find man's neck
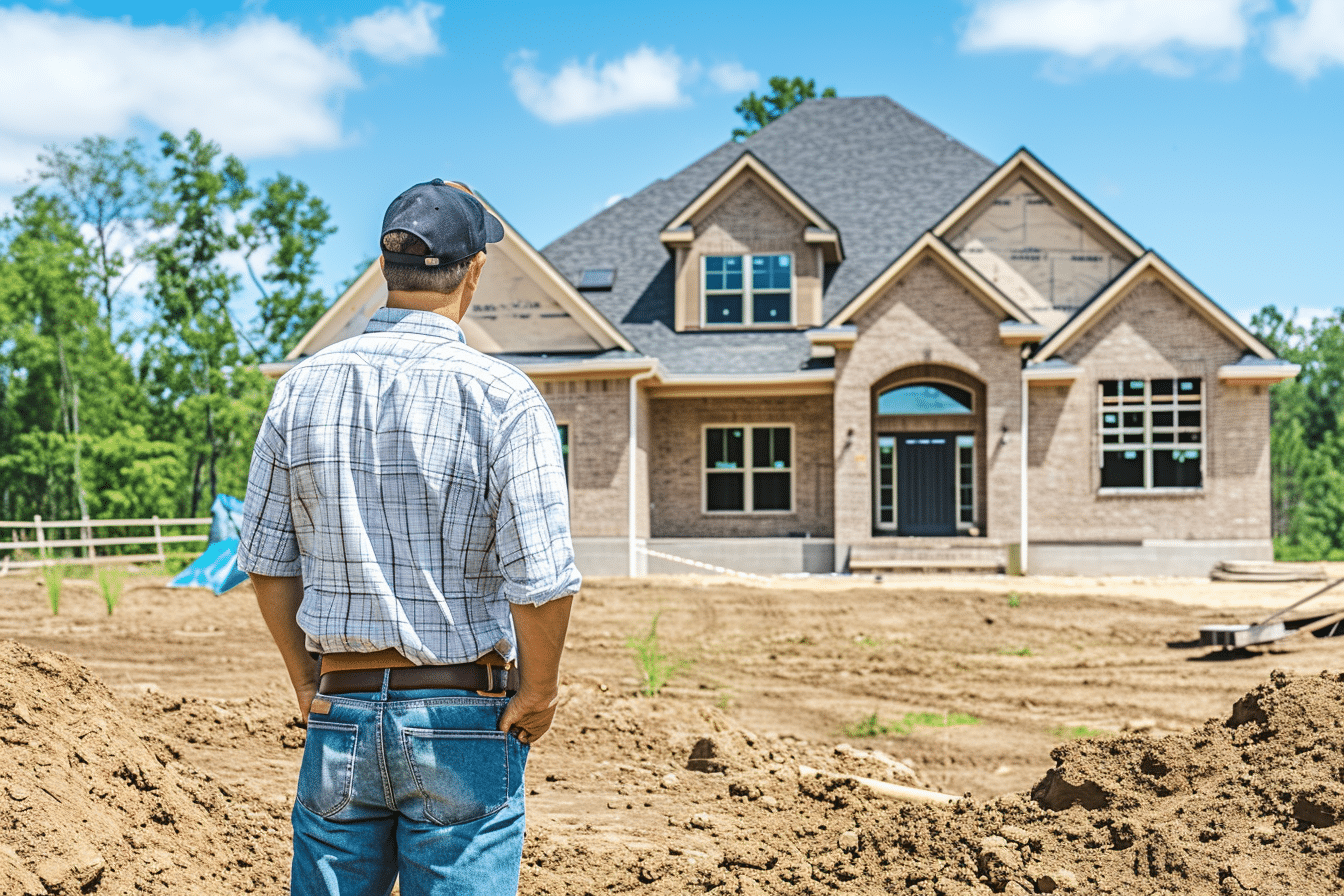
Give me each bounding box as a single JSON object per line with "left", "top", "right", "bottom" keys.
{"left": 386, "top": 290, "right": 469, "bottom": 323}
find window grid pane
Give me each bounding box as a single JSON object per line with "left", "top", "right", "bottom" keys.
{"left": 877, "top": 437, "right": 894, "bottom": 526}
{"left": 703, "top": 253, "right": 791, "bottom": 325}
{"left": 1098, "top": 378, "right": 1202, "bottom": 489}
{"left": 707, "top": 425, "right": 792, "bottom": 513}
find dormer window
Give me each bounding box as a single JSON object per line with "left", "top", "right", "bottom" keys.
{"left": 702, "top": 253, "right": 793, "bottom": 326}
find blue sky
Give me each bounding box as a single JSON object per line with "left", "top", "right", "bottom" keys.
{"left": 1, "top": 0, "right": 1341, "bottom": 327}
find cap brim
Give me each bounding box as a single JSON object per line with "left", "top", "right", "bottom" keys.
{"left": 484, "top": 211, "right": 504, "bottom": 244}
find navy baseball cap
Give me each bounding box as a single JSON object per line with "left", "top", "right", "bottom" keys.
{"left": 381, "top": 179, "right": 504, "bottom": 267}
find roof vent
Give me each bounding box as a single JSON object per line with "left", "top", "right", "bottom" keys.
{"left": 578, "top": 268, "right": 615, "bottom": 290}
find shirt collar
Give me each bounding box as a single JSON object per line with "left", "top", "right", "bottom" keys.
{"left": 364, "top": 307, "right": 466, "bottom": 343}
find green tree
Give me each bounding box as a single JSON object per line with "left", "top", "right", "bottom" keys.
{"left": 1251, "top": 304, "right": 1344, "bottom": 560}
{"left": 240, "top": 173, "right": 337, "bottom": 359}
{"left": 733, "top": 76, "right": 837, "bottom": 141}
{"left": 141, "top": 129, "right": 260, "bottom": 516}
{"left": 0, "top": 190, "right": 162, "bottom": 523}
{"left": 35, "top": 136, "right": 157, "bottom": 325}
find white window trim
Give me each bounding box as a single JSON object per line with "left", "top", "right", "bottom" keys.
{"left": 701, "top": 423, "right": 796, "bottom": 515}
{"left": 956, "top": 434, "right": 976, "bottom": 531}
{"left": 1097, "top": 378, "right": 1205, "bottom": 491}
{"left": 700, "top": 253, "right": 796, "bottom": 328}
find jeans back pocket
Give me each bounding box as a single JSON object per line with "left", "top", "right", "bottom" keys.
{"left": 297, "top": 721, "right": 359, "bottom": 818}
{"left": 401, "top": 728, "right": 510, "bottom": 825}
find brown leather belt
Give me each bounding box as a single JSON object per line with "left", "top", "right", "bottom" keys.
{"left": 319, "top": 663, "right": 519, "bottom": 697}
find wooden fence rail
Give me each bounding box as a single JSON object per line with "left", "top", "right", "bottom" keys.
{"left": 0, "top": 515, "right": 213, "bottom": 571}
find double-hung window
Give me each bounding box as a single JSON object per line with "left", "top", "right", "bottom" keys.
{"left": 702, "top": 254, "right": 793, "bottom": 326}
{"left": 705, "top": 425, "right": 792, "bottom": 512}
{"left": 1099, "top": 378, "right": 1203, "bottom": 489}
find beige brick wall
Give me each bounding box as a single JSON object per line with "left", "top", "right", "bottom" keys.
{"left": 537, "top": 376, "right": 649, "bottom": 538}
{"left": 675, "top": 172, "right": 823, "bottom": 330}
{"left": 648, "top": 395, "right": 834, "bottom": 537}
{"left": 834, "top": 255, "right": 1024, "bottom": 552}
{"left": 1030, "top": 276, "right": 1271, "bottom": 541}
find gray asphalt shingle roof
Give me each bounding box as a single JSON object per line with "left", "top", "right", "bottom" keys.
{"left": 541, "top": 96, "right": 996, "bottom": 376}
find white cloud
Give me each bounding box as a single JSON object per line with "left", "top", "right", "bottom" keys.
{"left": 1265, "top": 0, "right": 1344, "bottom": 78}
{"left": 708, "top": 62, "right": 760, "bottom": 92}
{"left": 603, "top": 194, "right": 623, "bottom": 208}
{"left": 0, "top": 4, "right": 441, "bottom": 186}
{"left": 339, "top": 2, "right": 443, "bottom": 63}
{"left": 509, "top": 46, "right": 696, "bottom": 124}
{"left": 961, "top": 0, "right": 1267, "bottom": 72}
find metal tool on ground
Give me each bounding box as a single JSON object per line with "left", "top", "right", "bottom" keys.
{"left": 1200, "top": 577, "right": 1344, "bottom": 650}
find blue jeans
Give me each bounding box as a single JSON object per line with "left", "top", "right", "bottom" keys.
{"left": 290, "top": 677, "right": 529, "bottom": 896}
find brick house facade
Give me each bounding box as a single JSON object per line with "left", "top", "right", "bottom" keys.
{"left": 268, "top": 97, "right": 1297, "bottom": 576}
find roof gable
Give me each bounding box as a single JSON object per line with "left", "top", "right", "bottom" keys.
{"left": 828, "top": 233, "right": 1036, "bottom": 328}
{"left": 287, "top": 195, "right": 633, "bottom": 362}
{"left": 660, "top": 152, "right": 843, "bottom": 261}
{"left": 934, "top": 149, "right": 1144, "bottom": 257}
{"left": 1034, "top": 252, "right": 1275, "bottom": 361}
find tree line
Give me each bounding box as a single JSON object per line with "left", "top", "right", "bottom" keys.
{"left": 0, "top": 131, "right": 341, "bottom": 523}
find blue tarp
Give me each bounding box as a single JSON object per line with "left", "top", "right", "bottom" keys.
{"left": 168, "top": 495, "right": 250, "bottom": 594}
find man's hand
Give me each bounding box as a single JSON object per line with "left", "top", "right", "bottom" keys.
{"left": 294, "top": 673, "right": 320, "bottom": 725}
{"left": 500, "top": 594, "right": 573, "bottom": 745}
{"left": 497, "top": 688, "right": 560, "bottom": 744}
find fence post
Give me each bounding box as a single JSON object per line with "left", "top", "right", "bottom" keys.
{"left": 33, "top": 515, "right": 45, "bottom": 567}
{"left": 152, "top": 515, "right": 166, "bottom": 566}
{"left": 81, "top": 513, "right": 94, "bottom": 565}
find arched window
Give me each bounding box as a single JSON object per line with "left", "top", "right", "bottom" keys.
{"left": 876, "top": 382, "right": 973, "bottom": 415}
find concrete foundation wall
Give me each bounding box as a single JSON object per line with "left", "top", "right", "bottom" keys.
{"left": 1028, "top": 540, "right": 1272, "bottom": 577}
{"left": 573, "top": 537, "right": 834, "bottom": 576}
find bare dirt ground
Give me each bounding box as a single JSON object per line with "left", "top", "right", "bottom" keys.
{"left": 1, "top": 569, "right": 1343, "bottom": 894}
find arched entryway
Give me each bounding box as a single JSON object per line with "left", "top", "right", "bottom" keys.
{"left": 871, "top": 365, "right": 987, "bottom": 537}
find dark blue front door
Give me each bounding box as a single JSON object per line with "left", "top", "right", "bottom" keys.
{"left": 897, "top": 434, "right": 956, "bottom": 536}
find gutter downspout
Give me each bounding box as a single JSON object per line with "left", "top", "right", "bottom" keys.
{"left": 628, "top": 368, "right": 657, "bottom": 577}
{"left": 1019, "top": 364, "right": 1029, "bottom": 576}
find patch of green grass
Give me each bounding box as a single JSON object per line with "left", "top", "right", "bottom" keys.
{"left": 997, "top": 646, "right": 1033, "bottom": 656}
{"left": 854, "top": 635, "right": 882, "bottom": 648}
{"left": 96, "top": 566, "right": 129, "bottom": 615}
{"left": 1007, "top": 591, "right": 1022, "bottom": 608}
{"left": 715, "top": 690, "right": 733, "bottom": 711}
{"left": 843, "top": 710, "right": 980, "bottom": 738}
{"left": 1050, "top": 724, "right": 1111, "bottom": 740}
{"left": 626, "top": 612, "right": 690, "bottom": 697}
{"left": 42, "top": 565, "right": 65, "bottom": 616}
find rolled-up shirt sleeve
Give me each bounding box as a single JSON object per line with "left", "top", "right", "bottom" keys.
{"left": 237, "top": 412, "right": 302, "bottom": 577}
{"left": 490, "top": 395, "right": 583, "bottom": 605}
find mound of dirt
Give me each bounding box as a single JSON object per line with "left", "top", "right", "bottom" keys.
{"left": 523, "top": 670, "right": 1344, "bottom": 895}
{"left": 0, "top": 641, "right": 288, "bottom": 895}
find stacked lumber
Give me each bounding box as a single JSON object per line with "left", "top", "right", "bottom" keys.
{"left": 1210, "top": 560, "right": 1327, "bottom": 582}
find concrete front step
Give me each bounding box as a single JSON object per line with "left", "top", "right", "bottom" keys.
{"left": 849, "top": 540, "right": 1007, "bottom": 574}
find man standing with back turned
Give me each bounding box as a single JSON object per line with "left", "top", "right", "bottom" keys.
{"left": 237, "top": 179, "right": 580, "bottom": 896}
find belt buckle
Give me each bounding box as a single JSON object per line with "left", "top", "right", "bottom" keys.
{"left": 476, "top": 662, "right": 508, "bottom": 698}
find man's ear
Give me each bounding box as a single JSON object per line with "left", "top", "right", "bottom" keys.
{"left": 378, "top": 255, "right": 385, "bottom": 271}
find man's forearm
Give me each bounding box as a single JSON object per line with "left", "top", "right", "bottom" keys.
{"left": 498, "top": 594, "right": 574, "bottom": 743}
{"left": 511, "top": 594, "right": 573, "bottom": 692}
{"left": 250, "top": 573, "right": 319, "bottom": 719}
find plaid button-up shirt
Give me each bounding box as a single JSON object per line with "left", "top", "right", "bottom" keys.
{"left": 237, "top": 307, "right": 581, "bottom": 665}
